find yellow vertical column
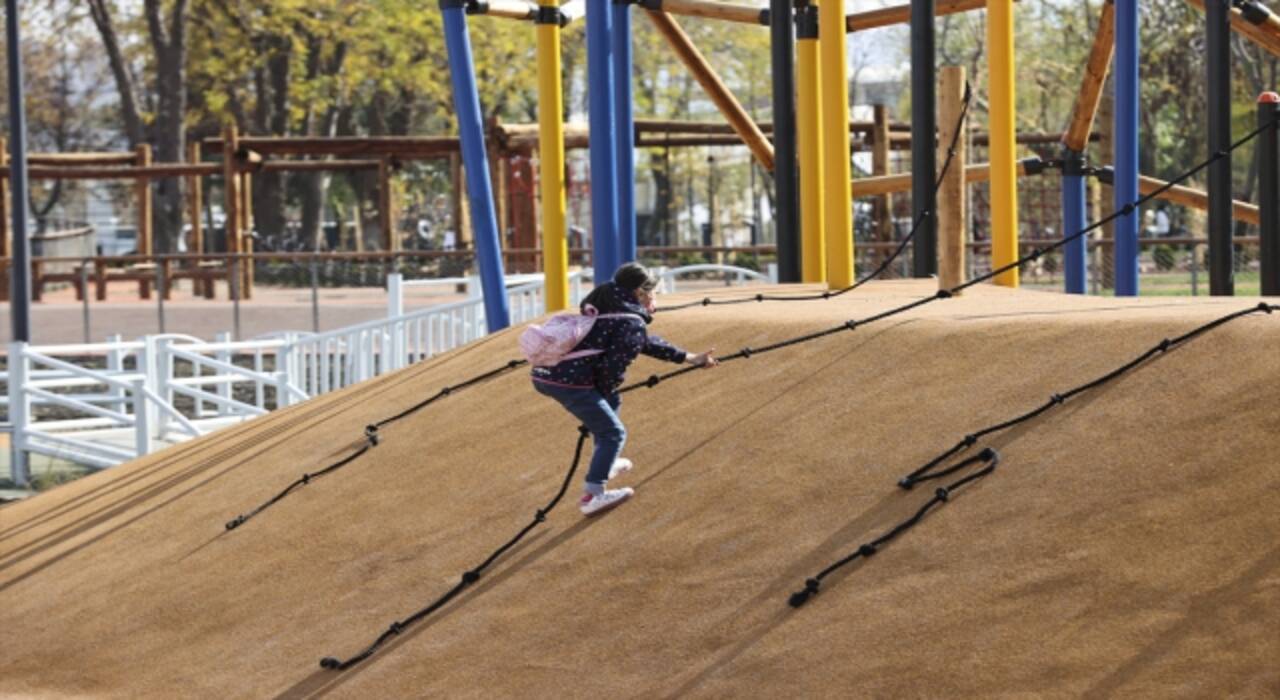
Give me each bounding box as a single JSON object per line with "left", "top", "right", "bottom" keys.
{"left": 987, "top": 0, "right": 1019, "bottom": 286}
{"left": 796, "top": 2, "right": 825, "bottom": 284}
{"left": 536, "top": 0, "right": 569, "bottom": 312}
{"left": 819, "top": 0, "right": 853, "bottom": 288}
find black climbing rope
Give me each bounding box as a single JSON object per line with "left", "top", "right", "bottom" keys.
{"left": 790, "top": 302, "right": 1277, "bottom": 607}
{"left": 788, "top": 449, "right": 1000, "bottom": 608}
{"left": 319, "top": 426, "right": 590, "bottom": 671}
{"left": 224, "top": 359, "right": 527, "bottom": 531}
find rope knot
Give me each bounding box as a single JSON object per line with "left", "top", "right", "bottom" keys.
{"left": 741, "top": 347, "right": 753, "bottom": 358}
{"left": 365, "top": 425, "right": 380, "bottom": 446}
{"left": 225, "top": 516, "right": 244, "bottom": 531}
{"left": 789, "top": 578, "right": 821, "bottom": 608}
{"left": 858, "top": 544, "right": 877, "bottom": 557}
{"left": 845, "top": 320, "right": 858, "bottom": 331}
{"left": 963, "top": 434, "right": 977, "bottom": 447}
{"left": 578, "top": 425, "right": 591, "bottom": 437}
{"left": 1121, "top": 203, "right": 1135, "bottom": 216}
{"left": 823, "top": 291, "right": 831, "bottom": 299}
{"left": 1157, "top": 338, "right": 1172, "bottom": 352}
{"left": 979, "top": 447, "right": 997, "bottom": 461}
{"left": 1050, "top": 393, "right": 1065, "bottom": 405}
{"left": 534, "top": 509, "right": 547, "bottom": 523}
{"left": 936, "top": 289, "right": 953, "bottom": 299}
{"left": 935, "top": 487, "right": 950, "bottom": 502}
{"left": 702, "top": 297, "right": 711, "bottom": 306}
{"left": 320, "top": 657, "right": 342, "bottom": 670}
{"left": 646, "top": 374, "right": 661, "bottom": 388}
{"left": 302, "top": 474, "right": 311, "bottom": 484}
{"left": 1029, "top": 247, "right": 1044, "bottom": 260}
{"left": 389, "top": 621, "right": 404, "bottom": 635}
{"left": 1259, "top": 302, "right": 1273, "bottom": 314}
{"left": 756, "top": 293, "right": 764, "bottom": 302}
{"left": 441, "top": 386, "right": 453, "bottom": 396}
{"left": 462, "top": 570, "right": 481, "bottom": 585}
{"left": 508, "top": 359, "right": 522, "bottom": 369}
{"left": 897, "top": 477, "right": 915, "bottom": 490}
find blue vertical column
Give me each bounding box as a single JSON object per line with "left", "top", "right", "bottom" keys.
{"left": 612, "top": 0, "right": 637, "bottom": 265}
{"left": 1114, "top": 0, "right": 1139, "bottom": 296}
{"left": 587, "top": 0, "right": 620, "bottom": 283}
{"left": 1062, "top": 149, "right": 1088, "bottom": 294}
{"left": 442, "top": 0, "right": 511, "bottom": 331}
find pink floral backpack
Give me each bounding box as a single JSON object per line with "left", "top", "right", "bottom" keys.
{"left": 519, "top": 304, "right": 643, "bottom": 367}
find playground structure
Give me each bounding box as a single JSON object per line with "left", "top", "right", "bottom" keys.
{"left": 440, "top": 0, "right": 1280, "bottom": 319}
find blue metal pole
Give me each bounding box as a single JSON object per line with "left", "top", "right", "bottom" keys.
{"left": 1062, "top": 149, "right": 1088, "bottom": 294}
{"left": 6, "top": 0, "right": 32, "bottom": 341}
{"left": 1114, "top": 0, "right": 1139, "bottom": 296}
{"left": 587, "top": 0, "right": 620, "bottom": 283}
{"left": 612, "top": 0, "right": 636, "bottom": 266}
{"left": 441, "top": 1, "right": 510, "bottom": 331}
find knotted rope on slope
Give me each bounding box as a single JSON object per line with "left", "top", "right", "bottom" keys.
{"left": 319, "top": 427, "right": 589, "bottom": 670}
{"left": 789, "top": 302, "right": 1277, "bottom": 607}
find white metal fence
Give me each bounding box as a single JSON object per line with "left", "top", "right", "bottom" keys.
{"left": 4, "top": 264, "right": 770, "bottom": 485}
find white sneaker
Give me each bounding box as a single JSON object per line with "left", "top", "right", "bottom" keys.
{"left": 579, "top": 487, "right": 634, "bottom": 516}
{"left": 608, "top": 458, "right": 633, "bottom": 480}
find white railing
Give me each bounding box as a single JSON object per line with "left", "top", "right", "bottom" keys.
{"left": 653, "top": 263, "right": 777, "bottom": 293}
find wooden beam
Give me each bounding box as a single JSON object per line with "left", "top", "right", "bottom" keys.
{"left": 638, "top": 0, "right": 766, "bottom": 25}
{"left": 872, "top": 105, "right": 893, "bottom": 262}
{"left": 27, "top": 152, "right": 137, "bottom": 166}
{"left": 938, "top": 66, "right": 968, "bottom": 292}
{"left": 1139, "top": 174, "right": 1259, "bottom": 225}
{"left": 1062, "top": 0, "right": 1116, "bottom": 151}
{"left": 135, "top": 144, "right": 153, "bottom": 256}
{"left": 852, "top": 160, "right": 1032, "bottom": 197}
{"left": 1185, "top": 0, "right": 1280, "bottom": 57}
{"left": 0, "top": 163, "right": 221, "bottom": 179}
{"left": 644, "top": 10, "right": 775, "bottom": 170}
{"left": 187, "top": 141, "right": 203, "bottom": 255}
{"left": 201, "top": 136, "right": 460, "bottom": 158}
{"left": 846, "top": 0, "right": 993, "bottom": 33}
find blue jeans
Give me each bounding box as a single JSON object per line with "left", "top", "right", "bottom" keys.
{"left": 533, "top": 381, "right": 625, "bottom": 494}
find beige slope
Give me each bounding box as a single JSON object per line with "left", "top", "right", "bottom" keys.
{"left": 1, "top": 280, "right": 1278, "bottom": 699}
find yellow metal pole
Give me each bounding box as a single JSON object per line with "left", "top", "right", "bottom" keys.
{"left": 819, "top": 0, "right": 853, "bottom": 287}
{"left": 536, "top": 0, "right": 570, "bottom": 312}
{"left": 987, "top": 0, "right": 1019, "bottom": 286}
{"left": 796, "top": 3, "right": 825, "bottom": 283}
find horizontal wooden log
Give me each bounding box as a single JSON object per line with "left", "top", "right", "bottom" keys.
{"left": 27, "top": 152, "right": 137, "bottom": 166}
{"left": 1, "top": 163, "right": 221, "bottom": 180}
{"left": 476, "top": 0, "right": 537, "bottom": 19}
{"left": 847, "top": 0, "right": 996, "bottom": 33}
{"left": 640, "top": 0, "right": 766, "bottom": 25}
{"left": 851, "top": 160, "right": 1032, "bottom": 197}
{"left": 1139, "top": 174, "right": 1259, "bottom": 225}
{"left": 201, "top": 136, "right": 460, "bottom": 157}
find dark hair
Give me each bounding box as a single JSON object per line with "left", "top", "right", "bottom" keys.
{"left": 613, "top": 262, "right": 658, "bottom": 292}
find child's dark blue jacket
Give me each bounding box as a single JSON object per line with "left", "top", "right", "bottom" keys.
{"left": 530, "top": 282, "right": 687, "bottom": 395}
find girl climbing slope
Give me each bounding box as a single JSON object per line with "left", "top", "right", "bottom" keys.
{"left": 530, "top": 263, "right": 718, "bottom": 516}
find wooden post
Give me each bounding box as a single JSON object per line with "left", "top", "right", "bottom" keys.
{"left": 938, "top": 66, "right": 967, "bottom": 292}
{"left": 1097, "top": 93, "right": 1114, "bottom": 289}
{"left": 187, "top": 141, "right": 203, "bottom": 255}
{"left": 872, "top": 105, "right": 893, "bottom": 270}
{"left": 222, "top": 124, "right": 242, "bottom": 302}
{"left": 135, "top": 143, "right": 153, "bottom": 255}
{"left": 379, "top": 156, "right": 395, "bottom": 252}
{"left": 241, "top": 170, "right": 254, "bottom": 298}
{"left": 0, "top": 137, "right": 10, "bottom": 302}
{"left": 450, "top": 152, "right": 473, "bottom": 250}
